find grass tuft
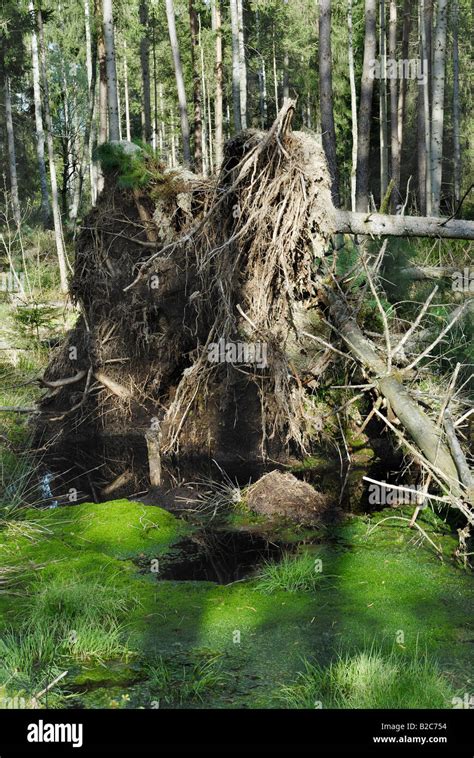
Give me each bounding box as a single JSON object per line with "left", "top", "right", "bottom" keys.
{"left": 278, "top": 647, "right": 455, "bottom": 709}
{"left": 256, "top": 551, "right": 322, "bottom": 593}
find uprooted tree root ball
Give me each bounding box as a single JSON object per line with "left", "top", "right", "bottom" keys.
{"left": 35, "top": 102, "right": 472, "bottom": 534}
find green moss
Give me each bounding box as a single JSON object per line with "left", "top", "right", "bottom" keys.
{"left": 1, "top": 499, "right": 472, "bottom": 708}
{"left": 291, "top": 456, "right": 333, "bottom": 473}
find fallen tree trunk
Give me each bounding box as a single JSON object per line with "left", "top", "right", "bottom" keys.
{"left": 400, "top": 265, "right": 458, "bottom": 280}
{"left": 324, "top": 287, "right": 462, "bottom": 496}
{"left": 333, "top": 210, "right": 474, "bottom": 240}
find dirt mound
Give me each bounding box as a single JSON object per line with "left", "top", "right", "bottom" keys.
{"left": 247, "top": 470, "right": 331, "bottom": 524}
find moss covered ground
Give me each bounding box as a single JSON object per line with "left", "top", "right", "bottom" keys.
{"left": 0, "top": 498, "right": 472, "bottom": 709}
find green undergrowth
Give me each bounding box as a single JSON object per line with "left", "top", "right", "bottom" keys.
{"left": 278, "top": 647, "right": 454, "bottom": 709}
{"left": 0, "top": 498, "right": 472, "bottom": 709}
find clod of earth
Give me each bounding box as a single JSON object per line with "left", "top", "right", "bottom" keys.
{"left": 246, "top": 470, "right": 332, "bottom": 525}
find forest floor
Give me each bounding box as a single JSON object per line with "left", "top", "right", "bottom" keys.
{"left": 1, "top": 495, "right": 472, "bottom": 709}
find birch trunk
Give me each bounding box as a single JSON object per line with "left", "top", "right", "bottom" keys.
{"left": 36, "top": 8, "right": 69, "bottom": 293}
{"left": 230, "top": 0, "right": 241, "bottom": 131}
{"left": 237, "top": 0, "right": 247, "bottom": 129}
{"left": 30, "top": 0, "right": 50, "bottom": 224}
{"left": 212, "top": 0, "right": 224, "bottom": 168}
{"left": 165, "top": 0, "right": 191, "bottom": 166}
{"left": 84, "top": 0, "right": 97, "bottom": 205}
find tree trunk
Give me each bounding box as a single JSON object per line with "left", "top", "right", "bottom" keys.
{"left": 333, "top": 210, "right": 474, "bottom": 240}
{"left": 324, "top": 287, "right": 461, "bottom": 495}
{"left": 84, "top": 0, "right": 97, "bottom": 206}
{"left": 212, "top": 0, "right": 224, "bottom": 168}
{"left": 356, "top": 0, "right": 377, "bottom": 211}
{"left": 152, "top": 12, "right": 159, "bottom": 153}
{"left": 165, "top": 0, "right": 191, "bottom": 166}
{"left": 397, "top": 0, "right": 411, "bottom": 162}
{"left": 139, "top": 0, "right": 152, "bottom": 144}
{"left": 189, "top": 0, "right": 203, "bottom": 172}
{"left": 420, "top": 0, "right": 432, "bottom": 214}
{"left": 200, "top": 14, "right": 213, "bottom": 174}
{"left": 123, "top": 39, "right": 131, "bottom": 142}
{"left": 379, "top": 0, "right": 388, "bottom": 202}
{"left": 4, "top": 75, "right": 21, "bottom": 226}
{"left": 272, "top": 27, "right": 279, "bottom": 116}
{"left": 36, "top": 8, "right": 69, "bottom": 293}
{"left": 451, "top": 0, "right": 461, "bottom": 207}
{"left": 318, "top": 0, "right": 340, "bottom": 206}
{"left": 388, "top": 0, "right": 400, "bottom": 211}
{"left": 237, "top": 0, "right": 247, "bottom": 129}
{"left": 29, "top": 0, "right": 50, "bottom": 225}
{"left": 430, "top": 0, "right": 447, "bottom": 215}
{"left": 97, "top": 25, "right": 107, "bottom": 195}
{"left": 102, "top": 0, "right": 120, "bottom": 141}
{"left": 230, "top": 0, "right": 241, "bottom": 131}
{"left": 347, "top": 0, "right": 358, "bottom": 213}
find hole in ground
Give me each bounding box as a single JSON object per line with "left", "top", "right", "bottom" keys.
{"left": 159, "top": 529, "right": 285, "bottom": 584}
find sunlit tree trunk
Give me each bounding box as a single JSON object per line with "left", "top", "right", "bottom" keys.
{"left": 166, "top": 0, "right": 191, "bottom": 166}
{"left": 379, "top": 0, "right": 388, "bottom": 201}
{"left": 319, "top": 0, "right": 339, "bottom": 206}
{"left": 36, "top": 8, "right": 68, "bottom": 293}
{"left": 451, "top": 0, "right": 460, "bottom": 206}
{"left": 389, "top": 0, "right": 400, "bottom": 211}
{"left": 123, "top": 39, "right": 131, "bottom": 142}
{"left": 151, "top": 12, "right": 159, "bottom": 153}
{"left": 84, "top": 0, "right": 97, "bottom": 205}
{"left": 212, "top": 0, "right": 223, "bottom": 168}
{"left": 282, "top": 0, "right": 289, "bottom": 100}
{"left": 347, "top": 0, "right": 358, "bottom": 212}
{"left": 420, "top": 0, "right": 432, "bottom": 214}
{"left": 29, "top": 0, "right": 50, "bottom": 224}
{"left": 430, "top": 0, "right": 448, "bottom": 215}
{"left": 356, "top": 0, "right": 377, "bottom": 211}
{"left": 102, "top": 0, "right": 120, "bottom": 141}
{"left": 237, "top": 0, "right": 247, "bottom": 128}
{"left": 230, "top": 0, "right": 241, "bottom": 131}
